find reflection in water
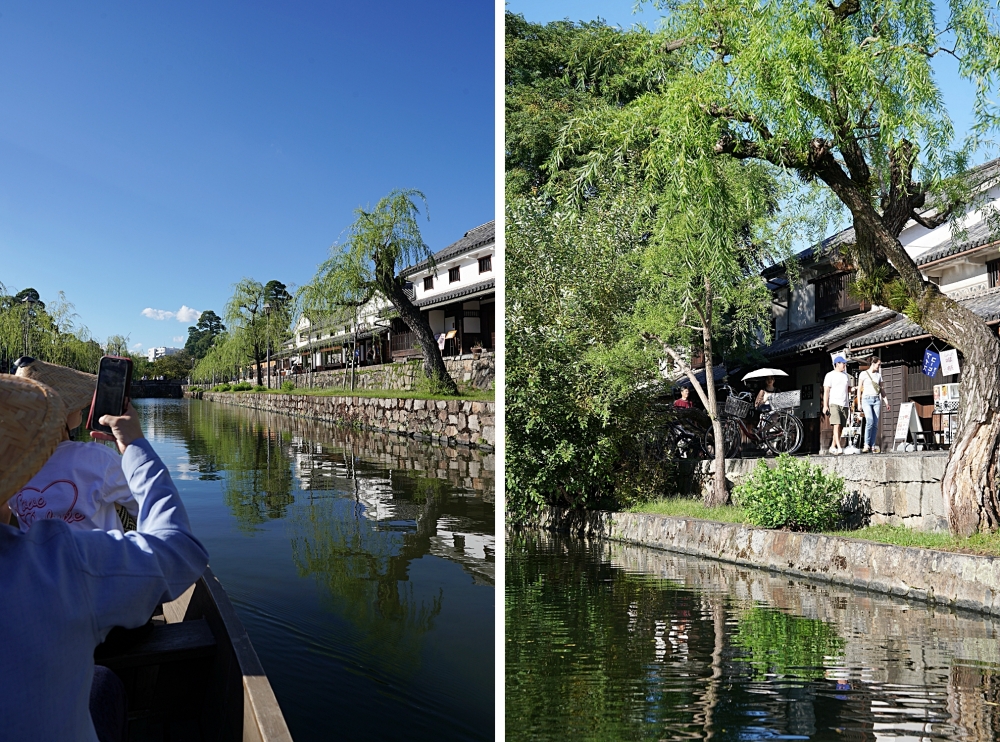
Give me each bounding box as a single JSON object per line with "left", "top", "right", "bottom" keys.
{"left": 133, "top": 399, "right": 494, "bottom": 742}
{"left": 507, "top": 530, "right": 1000, "bottom": 742}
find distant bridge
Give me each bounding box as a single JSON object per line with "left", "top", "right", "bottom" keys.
{"left": 130, "top": 380, "right": 183, "bottom": 399}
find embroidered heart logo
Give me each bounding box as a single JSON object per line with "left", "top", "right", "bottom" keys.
{"left": 13, "top": 479, "right": 84, "bottom": 528}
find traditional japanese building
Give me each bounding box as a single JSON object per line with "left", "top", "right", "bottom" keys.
{"left": 759, "top": 161, "right": 1000, "bottom": 452}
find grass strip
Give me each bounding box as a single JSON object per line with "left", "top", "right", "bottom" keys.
{"left": 631, "top": 498, "right": 1000, "bottom": 557}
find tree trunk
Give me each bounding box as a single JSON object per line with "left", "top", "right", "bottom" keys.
{"left": 379, "top": 283, "right": 457, "bottom": 396}
{"left": 702, "top": 280, "right": 728, "bottom": 507}
{"left": 824, "top": 173, "right": 1000, "bottom": 536}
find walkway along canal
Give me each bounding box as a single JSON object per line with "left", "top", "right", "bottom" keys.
{"left": 507, "top": 529, "right": 1000, "bottom": 741}
{"left": 132, "top": 398, "right": 494, "bottom": 741}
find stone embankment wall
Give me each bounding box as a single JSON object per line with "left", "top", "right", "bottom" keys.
{"left": 606, "top": 540, "right": 1000, "bottom": 680}
{"left": 245, "top": 353, "right": 495, "bottom": 392}
{"left": 197, "top": 392, "right": 495, "bottom": 450}
{"left": 689, "top": 452, "right": 949, "bottom": 532}
{"left": 532, "top": 508, "right": 1000, "bottom": 616}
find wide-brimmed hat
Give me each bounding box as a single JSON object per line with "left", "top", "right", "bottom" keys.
{"left": 14, "top": 357, "right": 96, "bottom": 413}
{"left": 0, "top": 376, "right": 66, "bottom": 506}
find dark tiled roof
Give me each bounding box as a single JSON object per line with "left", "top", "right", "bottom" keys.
{"left": 848, "top": 287, "right": 1000, "bottom": 348}
{"left": 414, "top": 278, "right": 495, "bottom": 308}
{"left": 401, "top": 221, "right": 495, "bottom": 277}
{"left": 759, "top": 309, "right": 897, "bottom": 358}
{"left": 761, "top": 226, "right": 856, "bottom": 278}
{"left": 675, "top": 364, "right": 736, "bottom": 387}
{"left": 914, "top": 219, "right": 998, "bottom": 265}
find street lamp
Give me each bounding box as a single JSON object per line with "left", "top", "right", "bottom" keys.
{"left": 21, "top": 295, "right": 37, "bottom": 358}
{"left": 263, "top": 302, "right": 272, "bottom": 389}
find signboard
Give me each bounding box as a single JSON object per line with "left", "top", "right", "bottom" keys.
{"left": 436, "top": 333, "right": 446, "bottom": 351}
{"left": 893, "top": 401, "right": 924, "bottom": 446}
{"left": 922, "top": 349, "right": 941, "bottom": 377}
{"left": 940, "top": 349, "right": 960, "bottom": 376}
{"left": 933, "top": 383, "right": 960, "bottom": 414}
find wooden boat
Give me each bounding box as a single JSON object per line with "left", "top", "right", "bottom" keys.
{"left": 95, "top": 567, "right": 293, "bottom": 741}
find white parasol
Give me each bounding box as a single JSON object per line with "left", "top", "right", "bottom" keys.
{"left": 741, "top": 368, "right": 790, "bottom": 382}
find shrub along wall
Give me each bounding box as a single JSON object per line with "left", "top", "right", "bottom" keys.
{"left": 273, "top": 353, "right": 495, "bottom": 392}
{"left": 197, "top": 392, "right": 495, "bottom": 450}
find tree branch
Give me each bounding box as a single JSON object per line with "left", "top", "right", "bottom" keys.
{"left": 828, "top": 0, "right": 861, "bottom": 20}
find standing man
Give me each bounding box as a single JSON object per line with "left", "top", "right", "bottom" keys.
{"left": 822, "top": 356, "right": 851, "bottom": 455}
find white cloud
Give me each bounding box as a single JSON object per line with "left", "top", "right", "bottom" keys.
{"left": 173, "top": 336, "right": 184, "bottom": 343}
{"left": 142, "top": 308, "right": 174, "bottom": 320}
{"left": 141, "top": 305, "right": 202, "bottom": 323}
{"left": 131, "top": 342, "right": 143, "bottom": 349}
{"left": 176, "top": 306, "right": 201, "bottom": 323}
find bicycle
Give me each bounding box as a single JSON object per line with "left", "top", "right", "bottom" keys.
{"left": 703, "top": 382, "right": 804, "bottom": 458}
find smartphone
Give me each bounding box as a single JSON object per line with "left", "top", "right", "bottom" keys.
{"left": 86, "top": 356, "right": 133, "bottom": 436}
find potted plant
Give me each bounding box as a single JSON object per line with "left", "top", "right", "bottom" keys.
{"left": 471, "top": 341, "right": 484, "bottom": 359}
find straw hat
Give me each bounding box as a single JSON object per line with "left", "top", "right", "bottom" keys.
{"left": 14, "top": 357, "right": 96, "bottom": 413}
{"left": 0, "top": 376, "right": 66, "bottom": 506}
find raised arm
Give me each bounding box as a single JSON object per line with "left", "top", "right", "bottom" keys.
{"left": 76, "top": 404, "right": 209, "bottom": 635}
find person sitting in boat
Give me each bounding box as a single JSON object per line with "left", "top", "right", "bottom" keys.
{"left": 0, "top": 358, "right": 139, "bottom": 533}
{"left": 0, "top": 375, "right": 209, "bottom": 742}
{"left": 755, "top": 376, "right": 778, "bottom": 412}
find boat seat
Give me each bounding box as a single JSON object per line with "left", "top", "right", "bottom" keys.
{"left": 95, "top": 618, "right": 217, "bottom": 671}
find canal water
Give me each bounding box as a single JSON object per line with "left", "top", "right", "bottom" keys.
{"left": 129, "top": 398, "right": 494, "bottom": 742}
{"left": 507, "top": 530, "right": 1000, "bottom": 741}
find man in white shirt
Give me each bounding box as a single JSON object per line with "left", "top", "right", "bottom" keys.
{"left": 822, "top": 356, "right": 851, "bottom": 455}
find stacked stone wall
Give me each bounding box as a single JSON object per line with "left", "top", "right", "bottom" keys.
{"left": 261, "top": 353, "right": 494, "bottom": 392}
{"left": 197, "top": 391, "right": 495, "bottom": 450}
{"left": 690, "top": 452, "right": 949, "bottom": 531}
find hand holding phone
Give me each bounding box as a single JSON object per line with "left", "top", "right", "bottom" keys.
{"left": 87, "top": 356, "right": 133, "bottom": 437}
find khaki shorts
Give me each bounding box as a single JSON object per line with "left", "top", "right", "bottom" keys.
{"left": 829, "top": 404, "right": 847, "bottom": 426}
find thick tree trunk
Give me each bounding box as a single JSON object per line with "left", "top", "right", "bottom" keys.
{"left": 824, "top": 174, "right": 1000, "bottom": 536}
{"left": 376, "top": 256, "right": 458, "bottom": 395}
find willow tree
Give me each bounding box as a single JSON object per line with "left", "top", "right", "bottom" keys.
{"left": 299, "top": 189, "right": 457, "bottom": 395}
{"left": 575, "top": 0, "right": 1000, "bottom": 535}
{"left": 225, "top": 278, "right": 271, "bottom": 386}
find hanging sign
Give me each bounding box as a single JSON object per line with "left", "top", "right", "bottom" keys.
{"left": 893, "top": 401, "right": 924, "bottom": 446}
{"left": 939, "top": 349, "right": 960, "bottom": 376}
{"left": 922, "top": 349, "right": 941, "bottom": 377}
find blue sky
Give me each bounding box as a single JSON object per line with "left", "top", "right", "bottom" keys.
{"left": 0, "top": 2, "right": 494, "bottom": 354}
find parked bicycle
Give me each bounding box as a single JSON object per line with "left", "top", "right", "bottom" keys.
{"left": 703, "top": 382, "right": 804, "bottom": 458}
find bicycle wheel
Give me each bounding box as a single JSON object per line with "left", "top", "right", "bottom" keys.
{"left": 703, "top": 418, "right": 741, "bottom": 459}
{"left": 762, "top": 411, "right": 804, "bottom": 455}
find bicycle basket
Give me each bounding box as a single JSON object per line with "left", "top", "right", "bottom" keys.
{"left": 724, "top": 394, "right": 753, "bottom": 419}
{"left": 769, "top": 390, "right": 801, "bottom": 410}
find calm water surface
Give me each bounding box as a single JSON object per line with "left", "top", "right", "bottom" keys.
{"left": 507, "top": 530, "right": 1000, "bottom": 741}
{"left": 132, "top": 399, "right": 494, "bottom": 742}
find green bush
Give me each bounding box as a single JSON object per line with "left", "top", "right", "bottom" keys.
{"left": 188, "top": 386, "right": 203, "bottom": 393}
{"left": 212, "top": 383, "right": 233, "bottom": 392}
{"left": 253, "top": 385, "right": 267, "bottom": 392}
{"left": 231, "top": 382, "right": 253, "bottom": 392}
{"left": 733, "top": 454, "right": 845, "bottom": 531}
{"left": 281, "top": 380, "right": 296, "bottom": 392}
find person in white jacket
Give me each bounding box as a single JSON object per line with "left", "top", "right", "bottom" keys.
{"left": 0, "top": 375, "right": 209, "bottom": 742}
{"left": 3, "top": 357, "right": 139, "bottom": 532}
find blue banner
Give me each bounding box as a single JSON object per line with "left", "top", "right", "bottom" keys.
{"left": 922, "top": 349, "right": 941, "bottom": 377}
